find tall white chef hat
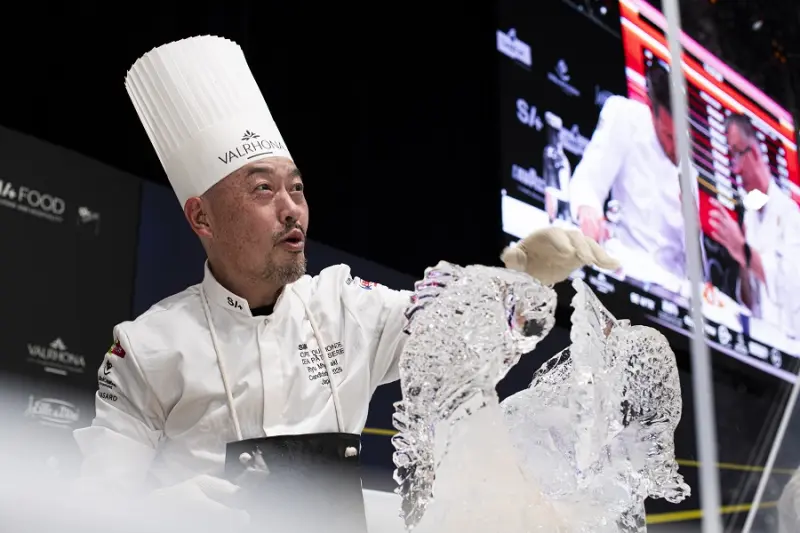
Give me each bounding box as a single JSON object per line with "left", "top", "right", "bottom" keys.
{"left": 125, "top": 35, "right": 292, "bottom": 206}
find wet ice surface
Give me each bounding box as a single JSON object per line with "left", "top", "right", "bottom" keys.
{"left": 393, "top": 268, "right": 689, "bottom": 532}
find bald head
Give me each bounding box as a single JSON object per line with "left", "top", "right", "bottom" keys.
{"left": 184, "top": 157, "right": 309, "bottom": 290}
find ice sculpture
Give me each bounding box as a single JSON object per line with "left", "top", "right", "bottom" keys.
{"left": 502, "top": 279, "right": 690, "bottom": 533}
{"left": 393, "top": 267, "right": 689, "bottom": 532}
{"left": 391, "top": 263, "right": 558, "bottom": 530}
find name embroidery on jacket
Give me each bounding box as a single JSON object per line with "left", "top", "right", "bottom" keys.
{"left": 298, "top": 341, "right": 345, "bottom": 386}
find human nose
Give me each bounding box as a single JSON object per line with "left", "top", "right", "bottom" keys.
{"left": 275, "top": 190, "right": 303, "bottom": 224}
{"left": 731, "top": 153, "right": 743, "bottom": 174}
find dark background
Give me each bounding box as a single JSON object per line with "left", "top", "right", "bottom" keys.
{"left": 0, "top": 2, "right": 501, "bottom": 278}
{"left": 0, "top": 126, "right": 141, "bottom": 390}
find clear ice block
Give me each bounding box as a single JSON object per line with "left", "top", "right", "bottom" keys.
{"left": 502, "top": 278, "right": 690, "bottom": 532}
{"left": 392, "top": 265, "right": 689, "bottom": 532}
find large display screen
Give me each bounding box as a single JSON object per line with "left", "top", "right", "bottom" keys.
{"left": 499, "top": 0, "right": 800, "bottom": 381}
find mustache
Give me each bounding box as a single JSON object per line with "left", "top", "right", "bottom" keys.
{"left": 273, "top": 223, "right": 306, "bottom": 243}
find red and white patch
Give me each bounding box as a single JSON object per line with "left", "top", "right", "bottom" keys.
{"left": 358, "top": 279, "right": 377, "bottom": 290}
{"left": 109, "top": 340, "right": 126, "bottom": 358}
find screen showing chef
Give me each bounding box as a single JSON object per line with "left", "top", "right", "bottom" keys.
{"left": 498, "top": 0, "right": 800, "bottom": 379}
{"left": 568, "top": 59, "right": 691, "bottom": 290}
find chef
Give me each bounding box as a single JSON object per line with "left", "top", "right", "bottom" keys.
{"left": 73, "top": 35, "right": 613, "bottom": 529}
{"left": 709, "top": 113, "right": 800, "bottom": 338}
{"left": 569, "top": 62, "right": 698, "bottom": 282}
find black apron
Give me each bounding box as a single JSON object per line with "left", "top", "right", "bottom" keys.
{"left": 225, "top": 433, "right": 368, "bottom": 533}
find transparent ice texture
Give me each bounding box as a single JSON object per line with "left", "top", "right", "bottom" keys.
{"left": 409, "top": 397, "right": 570, "bottom": 533}
{"left": 391, "top": 263, "right": 558, "bottom": 530}
{"left": 392, "top": 267, "right": 690, "bottom": 533}
{"left": 501, "top": 278, "right": 691, "bottom": 532}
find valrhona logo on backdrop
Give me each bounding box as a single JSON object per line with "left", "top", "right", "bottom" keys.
{"left": 217, "top": 130, "right": 286, "bottom": 165}
{"left": 26, "top": 337, "right": 87, "bottom": 377}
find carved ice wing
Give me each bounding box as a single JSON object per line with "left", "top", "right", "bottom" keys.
{"left": 502, "top": 278, "right": 690, "bottom": 532}
{"left": 392, "top": 265, "right": 557, "bottom": 530}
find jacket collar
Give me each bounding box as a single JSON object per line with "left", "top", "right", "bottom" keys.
{"left": 201, "top": 261, "right": 305, "bottom": 319}
{"left": 201, "top": 261, "right": 256, "bottom": 318}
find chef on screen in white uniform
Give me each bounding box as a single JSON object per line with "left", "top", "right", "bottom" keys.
{"left": 72, "top": 35, "right": 613, "bottom": 523}
{"left": 709, "top": 113, "right": 800, "bottom": 338}
{"left": 569, "top": 62, "right": 698, "bottom": 285}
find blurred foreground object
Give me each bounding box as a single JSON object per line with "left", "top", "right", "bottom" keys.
{"left": 392, "top": 263, "right": 689, "bottom": 532}
{"left": 778, "top": 469, "right": 800, "bottom": 533}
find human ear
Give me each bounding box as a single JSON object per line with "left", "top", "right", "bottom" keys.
{"left": 184, "top": 197, "right": 213, "bottom": 238}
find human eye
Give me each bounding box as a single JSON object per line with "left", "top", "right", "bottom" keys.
{"left": 292, "top": 182, "right": 305, "bottom": 193}
{"left": 254, "top": 183, "right": 272, "bottom": 193}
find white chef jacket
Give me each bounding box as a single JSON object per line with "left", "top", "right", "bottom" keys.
{"left": 73, "top": 262, "right": 412, "bottom": 490}
{"left": 569, "top": 96, "right": 696, "bottom": 279}
{"left": 742, "top": 179, "right": 800, "bottom": 332}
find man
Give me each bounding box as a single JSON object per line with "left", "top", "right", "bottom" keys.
{"left": 570, "top": 62, "right": 693, "bottom": 281}
{"left": 709, "top": 113, "right": 800, "bottom": 335}
{"left": 73, "top": 36, "right": 612, "bottom": 526}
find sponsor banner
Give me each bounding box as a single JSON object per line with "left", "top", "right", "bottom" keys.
{"left": 0, "top": 126, "right": 140, "bottom": 390}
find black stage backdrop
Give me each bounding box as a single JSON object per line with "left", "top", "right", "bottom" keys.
{"left": 0, "top": 2, "right": 501, "bottom": 280}
{"left": 0, "top": 126, "right": 140, "bottom": 473}
{"left": 0, "top": 126, "right": 141, "bottom": 391}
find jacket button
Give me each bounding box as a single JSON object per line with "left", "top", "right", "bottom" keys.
{"left": 344, "top": 446, "right": 358, "bottom": 458}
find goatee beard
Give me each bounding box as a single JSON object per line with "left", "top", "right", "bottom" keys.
{"left": 264, "top": 254, "right": 307, "bottom": 285}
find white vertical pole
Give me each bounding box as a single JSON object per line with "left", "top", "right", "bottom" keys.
{"left": 662, "top": 1, "right": 723, "bottom": 531}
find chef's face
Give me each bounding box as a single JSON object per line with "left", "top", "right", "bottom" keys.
{"left": 201, "top": 157, "right": 309, "bottom": 284}
{"left": 726, "top": 123, "right": 761, "bottom": 191}
{"left": 652, "top": 105, "right": 677, "bottom": 164}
